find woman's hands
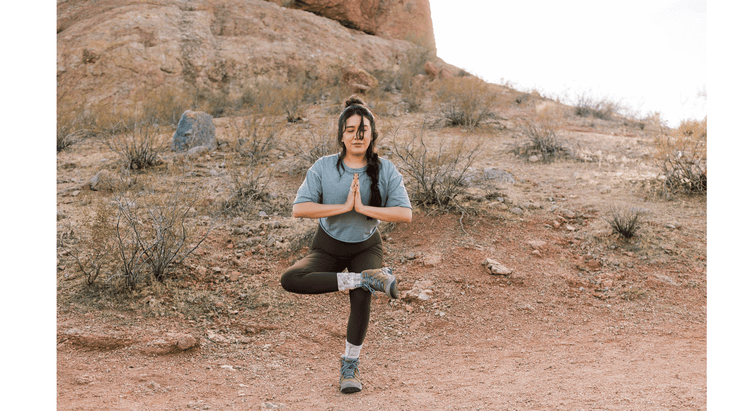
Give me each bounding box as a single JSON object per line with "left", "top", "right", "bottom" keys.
{"left": 292, "top": 173, "right": 411, "bottom": 223}
{"left": 346, "top": 173, "right": 360, "bottom": 212}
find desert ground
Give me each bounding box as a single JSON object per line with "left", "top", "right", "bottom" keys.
{"left": 56, "top": 91, "right": 707, "bottom": 410}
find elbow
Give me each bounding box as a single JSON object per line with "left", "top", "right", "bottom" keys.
{"left": 402, "top": 209, "right": 412, "bottom": 223}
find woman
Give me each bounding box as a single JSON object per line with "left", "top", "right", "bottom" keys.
{"left": 281, "top": 95, "right": 412, "bottom": 394}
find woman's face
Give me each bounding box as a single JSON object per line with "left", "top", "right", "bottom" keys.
{"left": 341, "top": 114, "right": 372, "bottom": 157}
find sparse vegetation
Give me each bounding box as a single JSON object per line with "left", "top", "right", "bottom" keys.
{"left": 572, "top": 91, "right": 622, "bottom": 120}
{"left": 69, "top": 200, "right": 116, "bottom": 286}
{"left": 230, "top": 115, "right": 282, "bottom": 164}
{"left": 221, "top": 161, "right": 274, "bottom": 215}
{"left": 391, "top": 123, "right": 482, "bottom": 210}
{"left": 653, "top": 116, "right": 707, "bottom": 195}
{"left": 293, "top": 124, "right": 338, "bottom": 171}
{"left": 109, "top": 184, "right": 214, "bottom": 288}
{"left": 434, "top": 76, "right": 496, "bottom": 131}
{"left": 102, "top": 116, "right": 164, "bottom": 170}
{"left": 602, "top": 205, "right": 646, "bottom": 239}
{"left": 509, "top": 118, "right": 571, "bottom": 162}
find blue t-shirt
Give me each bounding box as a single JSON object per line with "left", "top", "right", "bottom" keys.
{"left": 293, "top": 154, "right": 412, "bottom": 243}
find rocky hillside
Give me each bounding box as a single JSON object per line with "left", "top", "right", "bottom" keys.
{"left": 57, "top": 0, "right": 440, "bottom": 109}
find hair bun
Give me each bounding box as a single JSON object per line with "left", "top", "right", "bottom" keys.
{"left": 344, "top": 95, "right": 367, "bottom": 109}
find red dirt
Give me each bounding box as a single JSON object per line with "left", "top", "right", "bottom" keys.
{"left": 57, "top": 209, "right": 707, "bottom": 410}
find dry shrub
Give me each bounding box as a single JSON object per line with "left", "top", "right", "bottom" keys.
{"left": 572, "top": 91, "right": 622, "bottom": 120}
{"left": 434, "top": 77, "right": 496, "bottom": 131}
{"left": 221, "top": 162, "right": 273, "bottom": 215}
{"left": 653, "top": 116, "right": 707, "bottom": 195}
{"left": 137, "top": 85, "right": 193, "bottom": 127}
{"left": 293, "top": 123, "right": 339, "bottom": 171}
{"left": 102, "top": 116, "right": 164, "bottom": 170}
{"left": 69, "top": 200, "right": 116, "bottom": 286}
{"left": 602, "top": 205, "right": 646, "bottom": 239}
{"left": 509, "top": 118, "right": 571, "bottom": 163}
{"left": 230, "top": 114, "right": 282, "bottom": 164}
{"left": 110, "top": 184, "right": 214, "bottom": 288}
{"left": 391, "top": 123, "right": 482, "bottom": 210}
{"left": 57, "top": 105, "right": 93, "bottom": 152}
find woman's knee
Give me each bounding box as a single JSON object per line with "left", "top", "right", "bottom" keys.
{"left": 280, "top": 269, "right": 299, "bottom": 292}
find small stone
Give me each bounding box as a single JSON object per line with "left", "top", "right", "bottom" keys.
{"left": 259, "top": 211, "right": 268, "bottom": 218}
{"left": 509, "top": 207, "right": 524, "bottom": 215}
{"left": 527, "top": 240, "right": 547, "bottom": 250}
{"left": 532, "top": 250, "right": 541, "bottom": 257}
{"left": 406, "top": 252, "right": 417, "bottom": 260}
{"left": 586, "top": 259, "right": 601, "bottom": 270}
{"left": 552, "top": 220, "right": 561, "bottom": 229}
{"left": 229, "top": 271, "right": 241, "bottom": 281}
{"left": 566, "top": 224, "right": 576, "bottom": 231}
{"left": 529, "top": 155, "right": 540, "bottom": 162}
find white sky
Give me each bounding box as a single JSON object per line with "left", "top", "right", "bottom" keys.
{"left": 430, "top": 0, "right": 707, "bottom": 127}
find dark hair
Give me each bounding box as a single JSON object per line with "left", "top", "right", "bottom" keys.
{"left": 336, "top": 95, "right": 382, "bottom": 211}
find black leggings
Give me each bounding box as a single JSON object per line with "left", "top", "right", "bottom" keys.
{"left": 281, "top": 226, "right": 383, "bottom": 346}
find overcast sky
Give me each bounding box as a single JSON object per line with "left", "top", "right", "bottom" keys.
{"left": 430, "top": 0, "right": 707, "bottom": 127}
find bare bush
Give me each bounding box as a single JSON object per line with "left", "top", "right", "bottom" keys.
{"left": 293, "top": 124, "right": 338, "bottom": 170}
{"left": 110, "top": 185, "right": 214, "bottom": 288}
{"left": 103, "top": 117, "right": 163, "bottom": 170}
{"left": 602, "top": 205, "right": 646, "bottom": 239}
{"left": 221, "top": 162, "right": 274, "bottom": 215}
{"left": 57, "top": 106, "right": 94, "bottom": 152}
{"left": 509, "top": 119, "right": 571, "bottom": 162}
{"left": 653, "top": 116, "right": 707, "bottom": 195}
{"left": 230, "top": 115, "right": 282, "bottom": 164}
{"left": 138, "top": 85, "right": 194, "bottom": 127}
{"left": 69, "top": 200, "right": 116, "bottom": 286}
{"left": 572, "top": 92, "right": 621, "bottom": 120}
{"left": 434, "top": 77, "right": 496, "bottom": 131}
{"left": 391, "top": 123, "right": 482, "bottom": 209}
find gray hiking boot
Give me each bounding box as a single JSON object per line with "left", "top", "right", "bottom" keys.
{"left": 339, "top": 356, "right": 362, "bottom": 394}
{"left": 360, "top": 267, "right": 398, "bottom": 299}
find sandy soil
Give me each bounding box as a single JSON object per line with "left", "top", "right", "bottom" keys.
{"left": 56, "top": 100, "right": 707, "bottom": 410}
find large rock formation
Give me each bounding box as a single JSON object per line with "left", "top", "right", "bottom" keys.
{"left": 56, "top": 0, "right": 437, "bottom": 109}
{"left": 267, "top": 0, "right": 435, "bottom": 50}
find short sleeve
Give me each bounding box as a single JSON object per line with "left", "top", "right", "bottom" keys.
{"left": 382, "top": 161, "right": 412, "bottom": 209}
{"left": 293, "top": 163, "right": 323, "bottom": 205}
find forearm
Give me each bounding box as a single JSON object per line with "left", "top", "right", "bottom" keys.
{"left": 292, "top": 202, "right": 351, "bottom": 219}
{"left": 355, "top": 205, "right": 412, "bottom": 223}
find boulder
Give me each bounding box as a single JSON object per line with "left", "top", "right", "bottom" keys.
{"left": 172, "top": 111, "right": 216, "bottom": 152}
{"left": 438, "top": 68, "right": 454, "bottom": 79}
{"left": 87, "top": 169, "right": 118, "bottom": 191}
{"left": 424, "top": 61, "right": 439, "bottom": 79}
{"left": 273, "top": 0, "right": 436, "bottom": 50}
{"left": 342, "top": 66, "right": 379, "bottom": 94}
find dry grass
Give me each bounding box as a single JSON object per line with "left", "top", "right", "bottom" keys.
{"left": 433, "top": 76, "right": 497, "bottom": 131}
{"left": 653, "top": 116, "right": 707, "bottom": 195}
